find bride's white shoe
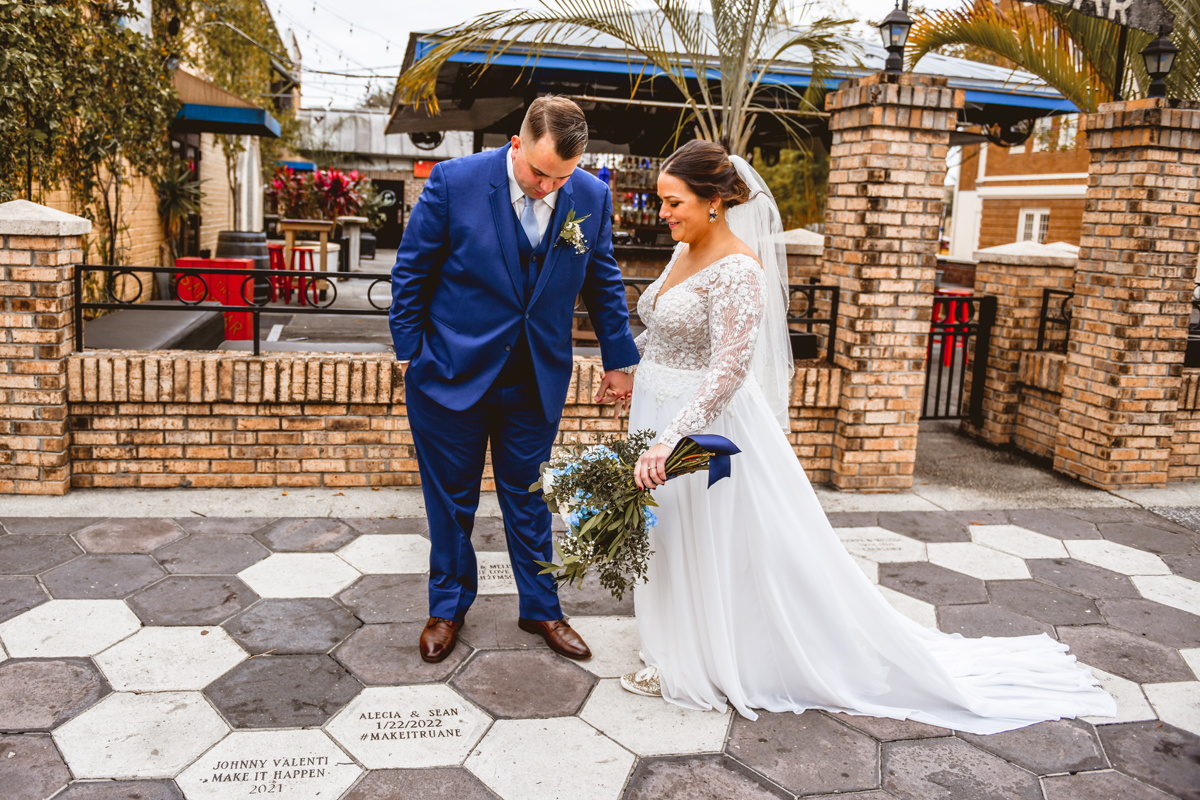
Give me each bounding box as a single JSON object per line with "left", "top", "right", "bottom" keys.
{"left": 620, "top": 666, "right": 661, "bottom": 697}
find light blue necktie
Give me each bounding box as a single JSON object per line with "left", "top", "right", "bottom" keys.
{"left": 520, "top": 194, "right": 541, "bottom": 247}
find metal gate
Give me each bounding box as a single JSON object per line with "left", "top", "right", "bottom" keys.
{"left": 921, "top": 294, "right": 997, "bottom": 426}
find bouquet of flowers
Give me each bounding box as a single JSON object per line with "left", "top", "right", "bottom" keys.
{"left": 529, "top": 430, "right": 740, "bottom": 600}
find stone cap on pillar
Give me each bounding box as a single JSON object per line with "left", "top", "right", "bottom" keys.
{"left": 776, "top": 227, "right": 824, "bottom": 257}
{"left": 1087, "top": 97, "right": 1200, "bottom": 150}
{"left": 0, "top": 199, "right": 91, "bottom": 237}
{"left": 972, "top": 240, "right": 1078, "bottom": 267}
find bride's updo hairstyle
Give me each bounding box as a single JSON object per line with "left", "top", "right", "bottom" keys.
{"left": 661, "top": 140, "right": 751, "bottom": 208}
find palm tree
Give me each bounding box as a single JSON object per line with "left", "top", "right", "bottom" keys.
{"left": 907, "top": 0, "right": 1199, "bottom": 114}
{"left": 392, "top": 0, "right": 858, "bottom": 158}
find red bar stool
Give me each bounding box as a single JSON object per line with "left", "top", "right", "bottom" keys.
{"left": 267, "top": 244, "right": 290, "bottom": 303}
{"left": 290, "top": 246, "right": 316, "bottom": 307}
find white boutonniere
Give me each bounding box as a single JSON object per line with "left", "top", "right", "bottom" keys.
{"left": 556, "top": 209, "right": 591, "bottom": 254}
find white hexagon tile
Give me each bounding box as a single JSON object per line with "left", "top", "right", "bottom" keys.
{"left": 1143, "top": 682, "right": 1200, "bottom": 736}
{"left": 927, "top": 542, "right": 1031, "bottom": 580}
{"left": 94, "top": 626, "right": 249, "bottom": 692}
{"left": 969, "top": 525, "right": 1069, "bottom": 559}
{"left": 0, "top": 599, "right": 141, "bottom": 658}
{"left": 475, "top": 551, "right": 520, "bottom": 595}
{"left": 568, "top": 616, "right": 643, "bottom": 679}
{"left": 833, "top": 527, "right": 927, "bottom": 563}
{"left": 1063, "top": 539, "right": 1171, "bottom": 576}
{"left": 336, "top": 534, "right": 431, "bottom": 575}
{"left": 580, "top": 678, "right": 730, "bottom": 757}
{"left": 238, "top": 553, "right": 361, "bottom": 598}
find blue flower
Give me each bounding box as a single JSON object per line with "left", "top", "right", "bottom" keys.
{"left": 643, "top": 508, "right": 658, "bottom": 528}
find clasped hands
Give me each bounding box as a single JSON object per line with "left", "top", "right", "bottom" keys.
{"left": 593, "top": 371, "right": 671, "bottom": 490}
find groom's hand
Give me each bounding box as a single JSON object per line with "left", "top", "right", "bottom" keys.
{"left": 595, "top": 370, "right": 634, "bottom": 417}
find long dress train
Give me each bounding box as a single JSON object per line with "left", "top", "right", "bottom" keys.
{"left": 627, "top": 247, "right": 1116, "bottom": 735}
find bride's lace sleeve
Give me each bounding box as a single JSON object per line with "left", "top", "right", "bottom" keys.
{"left": 634, "top": 329, "right": 649, "bottom": 356}
{"left": 659, "top": 259, "right": 765, "bottom": 449}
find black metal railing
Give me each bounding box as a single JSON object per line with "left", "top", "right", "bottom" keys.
{"left": 1036, "top": 289, "right": 1074, "bottom": 352}
{"left": 922, "top": 294, "right": 997, "bottom": 426}
{"left": 75, "top": 264, "right": 393, "bottom": 356}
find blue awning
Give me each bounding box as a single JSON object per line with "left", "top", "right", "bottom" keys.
{"left": 276, "top": 160, "right": 316, "bottom": 171}
{"left": 175, "top": 103, "right": 282, "bottom": 138}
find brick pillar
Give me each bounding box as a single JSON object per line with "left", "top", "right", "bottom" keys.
{"left": 0, "top": 200, "right": 90, "bottom": 494}
{"left": 962, "top": 241, "right": 1078, "bottom": 446}
{"left": 821, "top": 73, "right": 963, "bottom": 491}
{"left": 1054, "top": 98, "right": 1200, "bottom": 488}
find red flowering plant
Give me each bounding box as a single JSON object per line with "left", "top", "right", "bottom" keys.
{"left": 266, "top": 167, "right": 318, "bottom": 219}
{"left": 268, "top": 167, "right": 368, "bottom": 221}
{"left": 312, "top": 168, "right": 366, "bottom": 220}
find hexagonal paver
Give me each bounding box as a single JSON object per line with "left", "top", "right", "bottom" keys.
{"left": 0, "top": 517, "right": 101, "bottom": 535}
{"left": 0, "top": 576, "right": 48, "bottom": 623}
{"left": 0, "top": 733, "right": 71, "bottom": 800}
{"left": 958, "top": 718, "right": 1107, "bottom": 775}
{"left": 0, "top": 658, "right": 109, "bottom": 731}
{"left": 175, "top": 729, "right": 363, "bottom": 800}
{"left": 986, "top": 579, "right": 1102, "bottom": 626}
{"left": 452, "top": 650, "right": 595, "bottom": 719}
{"left": 1064, "top": 540, "right": 1171, "bottom": 576}
{"left": 927, "top": 542, "right": 1030, "bottom": 580}
{"left": 850, "top": 554, "right": 879, "bottom": 583}
{"left": 336, "top": 535, "right": 430, "bottom": 574}
{"left": 557, "top": 575, "right": 635, "bottom": 617}
{"left": 126, "top": 576, "right": 259, "bottom": 626}
{"left": 1097, "top": 721, "right": 1200, "bottom": 800}
{"left": 252, "top": 518, "right": 358, "bottom": 552}
{"left": 1098, "top": 522, "right": 1199, "bottom": 556}
{"left": 1058, "top": 627, "right": 1194, "bottom": 684}
{"left": 1183, "top": 648, "right": 1200, "bottom": 679}
{"left": 624, "top": 755, "right": 792, "bottom": 800}
{"left": 581, "top": 678, "right": 728, "bottom": 756}
{"left": 834, "top": 527, "right": 927, "bottom": 563}
{"left": 829, "top": 712, "right": 949, "bottom": 741}
{"left": 1143, "top": 682, "right": 1200, "bottom": 737}
{"left": 172, "top": 517, "right": 273, "bottom": 536}
{"left": 52, "top": 780, "right": 184, "bottom": 800}
{"left": 94, "top": 626, "right": 248, "bottom": 691}
{"left": 75, "top": 519, "right": 185, "bottom": 554}
{"left": 1077, "top": 664, "right": 1157, "bottom": 725}
{"left": 328, "top": 684, "right": 491, "bottom": 769}
{"left": 1098, "top": 598, "right": 1200, "bottom": 648}
{"left": 1042, "top": 771, "right": 1177, "bottom": 800}
{"left": 238, "top": 553, "right": 360, "bottom": 598}
{"left": 334, "top": 621, "right": 471, "bottom": 684}
{"left": 341, "top": 768, "right": 496, "bottom": 800}
{"left": 1004, "top": 510, "right": 1101, "bottom": 540}
{"left": 41, "top": 555, "right": 166, "bottom": 599}
{"left": 0, "top": 599, "right": 141, "bottom": 658}
{"left": 1028, "top": 558, "right": 1140, "bottom": 599}
{"left": 225, "top": 598, "right": 361, "bottom": 655}
{"left": 1164, "top": 553, "right": 1200, "bottom": 582}
{"left": 469, "top": 517, "right": 510, "bottom": 551}
{"left": 0, "top": 535, "right": 82, "bottom": 575}
{"left": 875, "top": 511, "right": 973, "bottom": 543}
{"left": 53, "top": 691, "right": 228, "bottom": 779}
{"left": 466, "top": 717, "right": 635, "bottom": 800}
{"left": 877, "top": 585, "right": 937, "bottom": 628}
{"left": 567, "top": 616, "right": 641, "bottom": 678}
{"left": 475, "top": 551, "right": 519, "bottom": 595}
{"left": 204, "top": 654, "right": 362, "bottom": 728}
{"left": 458, "top": 595, "right": 549, "bottom": 651}
{"left": 344, "top": 517, "right": 429, "bottom": 536}
{"left": 726, "top": 710, "right": 878, "bottom": 796}
{"left": 1131, "top": 574, "right": 1200, "bottom": 617}
{"left": 879, "top": 562, "right": 988, "bottom": 606}
{"left": 936, "top": 603, "right": 1054, "bottom": 638}
{"left": 881, "top": 737, "right": 1042, "bottom": 800}
{"left": 337, "top": 574, "right": 429, "bottom": 623}
{"left": 970, "top": 525, "right": 1069, "bottom": 559}
{"left": 154, "top": 534, "right": 269, "bottom": 575}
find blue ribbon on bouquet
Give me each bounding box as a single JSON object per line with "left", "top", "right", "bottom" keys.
{"left": 668, "top": 434, "right": 741, "bottom": 487}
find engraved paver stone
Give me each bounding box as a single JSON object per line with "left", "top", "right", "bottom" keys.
{"left": 581, "top": 678, "right": 729, "bottom": 756}
{"left": 327, "top": 685, "right": 491, "bottom": 768}
{"left": 834, "top": 527, "right": 927, "bottom": 563}
{"left": 0, "top": 658, "right": 109, "bottom": 731}
{"left": 726, "top": 710, "right": 879, "bottom": 795}
{"left": 126, "top": 576, "right": 259, "bottom": 626}
{"left": 204, "top": 655, "right": 362, "bottom": 728}
{"left": 75, "top": 519, "right": 185, "bottom": 554}
{"left": 237, "top": 554, "right": 360, "bottom": 598}
{"left": 336, "top": 535, "right": 430, "bottom": 575}
{"left": 881, "top": 737, "right": 1043, "bottom": 800}
{"left": 0, "top": 733, "right": 71, "bottom": 800}
{"left": 41, "top": 555, "right": 166, "bottom": 599}
{"left": 475, "top": 551, "right": 519, "bottom": 595}
{"left": 175, "top": 729, "right": 362, "bottom": 800}
{"left": 155, "top": 535, "right": 269, "bottom": 575}
{"left": 0, "top": 599, "right": 141, "bottom": 658}
{"left": 94, "top": 627, "right": 248, "bottom": 692}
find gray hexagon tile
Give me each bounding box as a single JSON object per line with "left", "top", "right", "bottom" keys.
{"left": 829, "top": 711, "right": 949, "bottom": 741}
{"left": 0, "top": 517, "right": 102, "bottom": 535}
{"left": 1164, "top": 553, "right": 1200, "bottom": 581}
{"left": 1028, "top": 557, "right": 1140, "bottom": 599}
{"left": 881, "top": 736, "right": 1043, "bottom": 800}
{"left": 75, "top": 519, "right": 186, "bottom": 554}
{"left": 1042, "top": 770, "right": 1177, "bottom": 800}
{"left": 1096, "top": 721, "right": 1200, "bottom": 800}
{"left": 126, "top": 576, "right": 259, "bottom": 626}
{"left": 41, "top": 554, "right": 166, "bottom": 599}
{"left": 52, "top": 780, "right": 185, "bottom": 800}
{"left": 252, "top": 519, "right": 358, "bottom": 552}
{"left": 154, "top": 535, "right": 270, "bottom": 575}
{"left": 1058, "top": 626, "right": 1195, "bottom": 684}
{"left": 582, "top": 678, "right": 729, "bottom": 756}
{"left": 171, "top": 517, "right": 273, "bottom": 536}
{"left": 623, "top": 754, "right": 791, "bottom": 800}
{"left": 336, "top": 535, "right": 430, "bottom": 575}
{"left": 0, "top": 599, "right": 141, "bottom": 658}
{"left": 336, "top": 574, "right": 428, "bottom": 624}
{"left": 1131, "top": 574, "right": 1200, "bottom": 617}
{"left": 52, "top": 691, "right": 229, "bottom": 779}
{"left": 834, "top": 527, "right": 928, "bottom": 563}
{"left": 175, "top": 729, "right": 363, "bottom": 800}
{"left": 468, "top": 517, "right": 510, "bottom": 551}
{"left": 224, "top": 598, "right": 361, "bottom": 655}
{"left": 879, "top": 561, "right": 988, "bottom": 606}
{"left": 726, "top": 710, "right": 879, "bottom": 796}
{"left": 1097, "top": 522, "right": 1199, "bottom": 557}
{"left": 458, "top": 595, "right": 549, "bottom": 651}
{"left": 334, "top": 622, "right": 471, "bottom": 685}
{"left": 204, "top": 654, "right": 362, "bottom": 728}
{"left": 1003, "top": 510, "right": 1101, "bottom": 540}
{"left": 0, "top": 535, "right": 82, "bottom": 575}
{"left": 0, "top": 658, "right": 109, "bottom": 732}
{"left": 874, "top": 511, "right": 974, "bottom": 543}
{"left": 328, "top": 684, "right": 491, "bottom": 769}
{"left": 0, "top": 577, "right": 48, "bottom": 623}
{"left": 344, "top": 517, "right": 429, "bottom": 536}
{"left": 94, "top": 626, "right": 248, "bottom": 692}
{"left": 238, "top": 554, "right": 360, "bottom": 598}
{"left": 957, "top": 718, "right": 1107, "bottom": 775}
{"left": 466, "top": 717, "right": 635, "bottom": 800}
{"left": 936, "top": 603, "right": 1054, "bottom": 638}
{"left": 452, "top": 650, "right": 595, "bottom": 719}
{"left": 557, "top": 576, "right": 635, "bottom": 617}
{"left": 0, "top": 733, "right": 72, "bottom": 800}
{"left": 341, "top": 767, "right": 497, "bottom": 800}
{"left": 986, "top": 579, "right": 1102, "bottom": 626}
{"left": 1098, "top": 598, "right": 1200, "bottom": 649}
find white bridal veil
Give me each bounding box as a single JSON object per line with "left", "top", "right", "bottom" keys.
{"left": 725, "top": 155, "right": 794, "bottom": 431}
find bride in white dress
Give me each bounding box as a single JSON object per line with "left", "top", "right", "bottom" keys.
{"left": 614, "top": 140, "right": 1115, "bottom": 735}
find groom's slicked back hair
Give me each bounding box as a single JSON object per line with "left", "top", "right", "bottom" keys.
{"left": 521, "top": 96, "right": 588, "bottom": 160}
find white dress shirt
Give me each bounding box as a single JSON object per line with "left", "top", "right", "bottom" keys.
{"left": 507, "top": 146, "right": 558, "bottom": 242}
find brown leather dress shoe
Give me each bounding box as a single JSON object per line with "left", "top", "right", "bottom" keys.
{"left": 518, "top": 617, "right": 592, "bottom": 660}
{"left": 419, "top": 617, "right": 463, "bottom": 663}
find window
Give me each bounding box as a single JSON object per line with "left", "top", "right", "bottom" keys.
{"left": 1019, "top": 209, "right": 1050, "bottom": 243}
{"left": 1031, "top": 117, "right": 1054, "bottom": 152}
{"left": 1057, "top": 114, "right": 1080, "bottom": 150}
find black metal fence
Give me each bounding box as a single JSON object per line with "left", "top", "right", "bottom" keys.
{"left": 1036, "top": 289, "right": 1074, "bottom": 352}
{"left": 922, "top": 294, "right": 997, "bottom": 426}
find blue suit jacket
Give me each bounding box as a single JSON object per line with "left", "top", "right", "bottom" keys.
{"left": 390, "top": 144, "right": 640, "bottom": 421}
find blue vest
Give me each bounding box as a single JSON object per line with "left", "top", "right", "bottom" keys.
{"left": 496, "top": 205, "right": 551, "bottom": 386}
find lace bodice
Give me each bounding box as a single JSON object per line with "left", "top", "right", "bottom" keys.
{"left": 634, "top": 246, "right": 765, "bottom": 448}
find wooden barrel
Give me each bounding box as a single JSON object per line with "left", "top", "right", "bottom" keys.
{"left": 215, "top": 231, "right": 270, "bottom": 303}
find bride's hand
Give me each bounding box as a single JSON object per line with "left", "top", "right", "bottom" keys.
{"left": 634, "top": 443, "right": 672, "bottom": 490}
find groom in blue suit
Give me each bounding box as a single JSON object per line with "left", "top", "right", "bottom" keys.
{"left": 390, "top": 97, "right": 639, "bottom": 662}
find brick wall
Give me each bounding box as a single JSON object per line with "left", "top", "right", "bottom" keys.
{"left": 198, "top": 133, "right": 234, "bottom": 256}
{"left": 64, "top": 351, "right": 843, "bottom": 490}
{"left": 978, "top": 198, "right": 1086, "bottom": 249}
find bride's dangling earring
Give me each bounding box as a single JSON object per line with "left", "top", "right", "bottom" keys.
{"left": 709, "top": 207, "right": 717, "bottom": 223}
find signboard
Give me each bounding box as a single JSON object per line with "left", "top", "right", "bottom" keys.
{"left": 414, "top": 160, "right": 435, "bottom": 178}
{"left": 1026, "top": 0, "right": 1174, "bottom": 33}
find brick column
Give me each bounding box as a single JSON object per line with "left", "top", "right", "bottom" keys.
{"left": 821, "top": 73, "right": 963, "bottom": 491}
{"left": 0, "top": 200, "right": 90, "bottom": 494}
{"left": 962, "top": 241, "right": 1077, "bottom": 446}
{"left": 1054, "top": 98, "right": 1200, "bottom": 488}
